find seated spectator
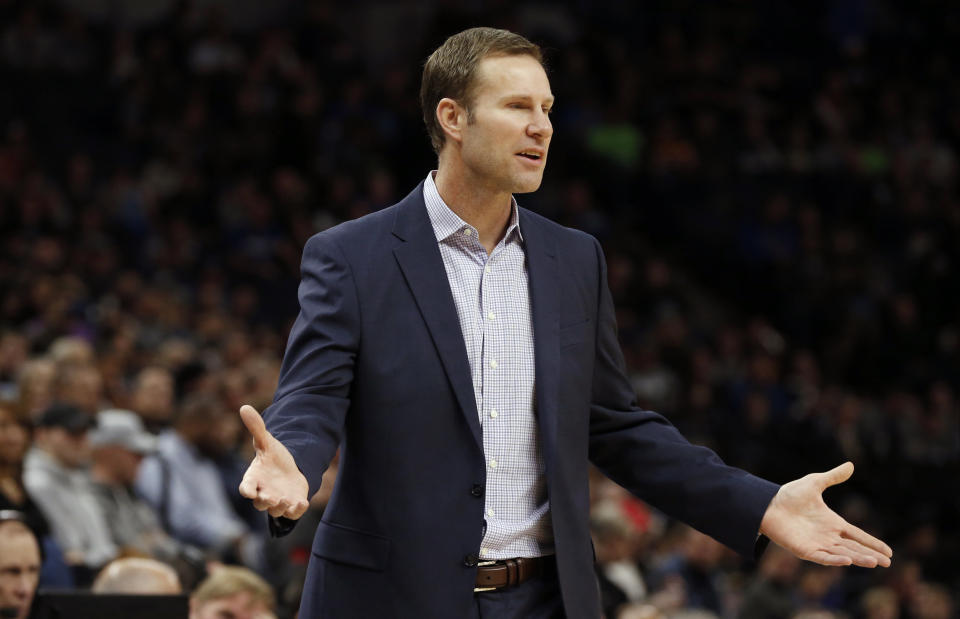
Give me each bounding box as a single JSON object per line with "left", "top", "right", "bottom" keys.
{"left": 0, "top": 512, "right": 41, "bottom": 619}
{"left": 190, "top": 566, "right": 276, "bottom": 619}
{"left": 0, "top": 400, "right": 72, "bottom": 588}
{"left": 648, "top": 525, "right": 728, "bottom": 615}
{"left": 23, "top": 403, "right": 116, "bottom": 584}
{"left": 0, "top": 400, "right": 48, "bottom": 536}
{"left": 92, "top": 557, "right": 182, "bottom": 595}
{"left": 130, "top": 367, "right": 176, "bottom": 434}
{"left": 88, "top": 409, "right": 180, "bottom": 559}
{"left": 739, "top": 543, "right": 802, "bottom": 619}
{"left": 136, "top": 394, "right": 264, "bottom": 571}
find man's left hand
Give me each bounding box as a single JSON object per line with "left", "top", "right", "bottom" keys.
{"left": 759, "top": 461, "right": 893, "bottom": 567}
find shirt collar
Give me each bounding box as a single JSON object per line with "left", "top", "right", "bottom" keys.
{"left": 422, "top": 171, "right": 523, "bottom": 244}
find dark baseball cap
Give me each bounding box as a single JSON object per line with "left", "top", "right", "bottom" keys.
{"left": 35, "top": 403, "right": 95, "bottom": 432}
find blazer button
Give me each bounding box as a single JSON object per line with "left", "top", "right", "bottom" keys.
{"left": 463, "top": 553, "right": 479, "bottom": 567}
{"left": 471, "top": 484, "right": 484, "bottom": 498}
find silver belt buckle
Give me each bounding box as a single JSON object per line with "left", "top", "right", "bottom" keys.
{"left": 473, "top": 560, "right": 500, "bottom": 593}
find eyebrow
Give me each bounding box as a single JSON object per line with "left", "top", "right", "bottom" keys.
{"left": 500, "top": 94, "right": 555, "bottom": 105}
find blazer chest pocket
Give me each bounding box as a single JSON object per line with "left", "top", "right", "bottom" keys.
{"left": 559, "top": 317, "right": 592, "bottom": 348}
{"left": 312, "top": 519, "right": 391, "bottom": 571}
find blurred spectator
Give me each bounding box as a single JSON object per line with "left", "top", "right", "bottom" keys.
{"left": 136, "top": 394, "right": 264, "bottom": 571}
{"left": 0, "top": 514, "right": 41, "bottom": 619}
{"left": 860, "top": 586, "right": 900, "bottom": 619}
{"left": 52, "top": 363, "right": 104, "bottom": 416}
{"left": 16, "top": 359, "right": 55, "bottom": 419}
{"left": 909, "top": 582, "right": 955, "bottom": 619}
{"left": 22, "top": 403, "right": 116, "bottom": 583}
{"left": 130, "top": 367, "right": 176, "bottom": 434}
{"left": 591, "top": 498, "right": 648, "bottom": 618}
{"left": 189, "top": 565, "right": 276, "bottom": 619}
{"left": 88, "top": 408, "right": 202, "bottom": 578}
{"left": 0, "top": 400, "right": 47, "bottom": 535}
{"left": 92, "top": 557, "right": 182, "bottom": 595}
{"left": 648, "top": 525, "right": 728, "bottom": 616}
{"left": 739, "top": 543, "right": 803, "bottom": 619}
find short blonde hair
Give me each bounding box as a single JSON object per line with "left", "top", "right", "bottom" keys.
{"left": 191, "top": 566, "right": 275, "bottom": 612}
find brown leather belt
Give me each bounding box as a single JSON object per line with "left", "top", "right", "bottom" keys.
{"left": 474, "top": 556, "right": 550, "bottom": 592}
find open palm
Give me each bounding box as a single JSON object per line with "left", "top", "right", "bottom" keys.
{"left": 760, "top": 462, "right": 892, "bottom": 567}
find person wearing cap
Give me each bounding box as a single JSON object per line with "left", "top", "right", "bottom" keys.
{"left": 22, "top": 403, "right": 117, "bottom": 585}
{"left": 88, "top": 409, "right": 199, "bottom": 573}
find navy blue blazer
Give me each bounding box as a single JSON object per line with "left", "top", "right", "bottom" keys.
{"left": 264, "top": 183, "right": 779, "bottom": 618}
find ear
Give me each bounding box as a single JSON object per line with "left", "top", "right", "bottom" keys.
{"left": 436, "top": 97, "right": 467, "bottom": 146}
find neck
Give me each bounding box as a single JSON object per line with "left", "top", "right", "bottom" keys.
{"left": 434, "top": 158, "right": 513, "bottom": 255}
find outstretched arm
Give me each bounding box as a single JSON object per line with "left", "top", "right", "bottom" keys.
{"left": 759, "top": 461, "right": 892, "bottom": 567}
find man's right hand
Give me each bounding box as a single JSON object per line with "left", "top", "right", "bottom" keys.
{"left": 238, "top": 404, "right": 310, "bottom": 520}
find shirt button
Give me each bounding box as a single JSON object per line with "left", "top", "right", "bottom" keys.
{"left": 463, "top": 228, "right": 473, "bottom": 237}
{"left": 489, "top": 359, "right": 498, "bottom": 369}
{"left": 488, "top": 459, "right": 497, "bottom": 469}
{"left": 487, "top": 311, "right": 495, "bottom": 321}
{"left": 490, "top": 409, "right": 498, "bottom": 419}
{"left": 487, "top": 508, "right": 495, "bottom": 517}
{"left": 480, "top": 547, "right": 490, "bottom": 557}
{"left": 485, "top": 265, "right": 491, "bottom": 274}
{"left": 471, "top": 484, "right": 484, "bottom": 498}
{"left": 464, "top": 553, "right": 479, "bottom": 567}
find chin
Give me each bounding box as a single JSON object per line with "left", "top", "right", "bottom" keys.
{"left": 513, "top": 176, "right": 545, "bottom": 194}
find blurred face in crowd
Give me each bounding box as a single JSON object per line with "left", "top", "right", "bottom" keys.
{"left": 56, "top": 364, "right": 103, "bottom": 415}
{"left": 190, "top": 591, "right": 274, "bottom": 619}
{"left": 35, "top": 426, "right": 91, "bottom": 469}
{"left": 131, "top": 367, "right": 174, "bottom": 426}
{"left": 0, "top": 521, "right": 41, "bottom": 619}
{"left": 92, "top": 445, "right": 144, "bottom": 486}
{"left": 0, "top": 406, "right": 29, "bottom": 467}
{"left": 446, "top": 54, "right": 553, "bottom": 196}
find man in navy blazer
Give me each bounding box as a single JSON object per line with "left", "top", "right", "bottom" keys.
{"left": 238, "top": 27, "right": 891, "bottom": 618}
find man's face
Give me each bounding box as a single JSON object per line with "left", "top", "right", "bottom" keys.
{"left": 456, "top": 54, "right": 554, "bottom": 195}
{"left": 191, "top": 591, "right": 273, "bottom": 619}
{"left": 0, "top": 527, "right": 41, "bottom": 619}
{"left": 39, "top": 426, "right": 91, "bottom": 469}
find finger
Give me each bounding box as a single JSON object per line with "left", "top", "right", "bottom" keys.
{"left": 842, "top": 525, "right": 893, "bottom": 560}
{"left": 835, "top": 538, "right": 889, "bottom": 567}
{"left": 831, "top": 539, "right": 881, "bottom": 567}
{"left": 268, "top": 498, "right": 291, "bottom": 518}
{"left": 285, "top": 499, "right": 310, "bottom": 520}
{"left": 239, "top": 404, "right": 270, "bottom": 451}
{"left": 806, "top": 550, "right": 853, "bottom": 567}
{"left": 252, "top": 497, "right": 272, "bottom": 512}
{"left": 238, "top": 474, "right": 259, "bottom": 500}
{"left": 816, "top": 461, "right": 854, "bottom": 490}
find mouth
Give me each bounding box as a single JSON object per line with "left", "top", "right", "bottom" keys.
{"left": 515, "top": 149, "right": 545, "bottom": 164}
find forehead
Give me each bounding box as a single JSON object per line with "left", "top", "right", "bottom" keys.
{"left": 472, "top": 54, "right": 552, "bottom": 100}
{"left": 0, "top": 531, "right": 41, "bottom": 565}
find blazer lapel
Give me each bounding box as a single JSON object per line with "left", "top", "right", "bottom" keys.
{"left": 391, "top": 185, "right": 483, "bottom": 450}
{"left": 519, "top": 209, "right": 561, "bottom": 473}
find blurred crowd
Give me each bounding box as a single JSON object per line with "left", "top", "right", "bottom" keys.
{"left": 0, "top": 1, "right": 957, "bottom": 618}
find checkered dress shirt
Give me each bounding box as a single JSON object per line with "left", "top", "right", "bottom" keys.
{"left": 423, "top": 172, "right": 553, "bottom": 560}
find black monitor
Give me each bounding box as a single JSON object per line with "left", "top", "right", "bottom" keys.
{"left": 32, "top": 590, "right": 189, "bottom": 619}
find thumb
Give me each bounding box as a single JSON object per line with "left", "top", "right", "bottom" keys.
{"left": 239, "top": 404, "right": 271, "bottom": 451}
{"left": 817, "top": 461, "right": 854, "bottom": 490}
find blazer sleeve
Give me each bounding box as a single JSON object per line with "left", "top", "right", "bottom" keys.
{"left": 264, "top": 231, "right": 360, "bottom": 499}
{"left": 585, "top": 237, "right": 779, "bottom": 558}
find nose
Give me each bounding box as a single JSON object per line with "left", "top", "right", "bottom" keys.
{"left": 527, "top": 109, "right": 553, "bottom": 139}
